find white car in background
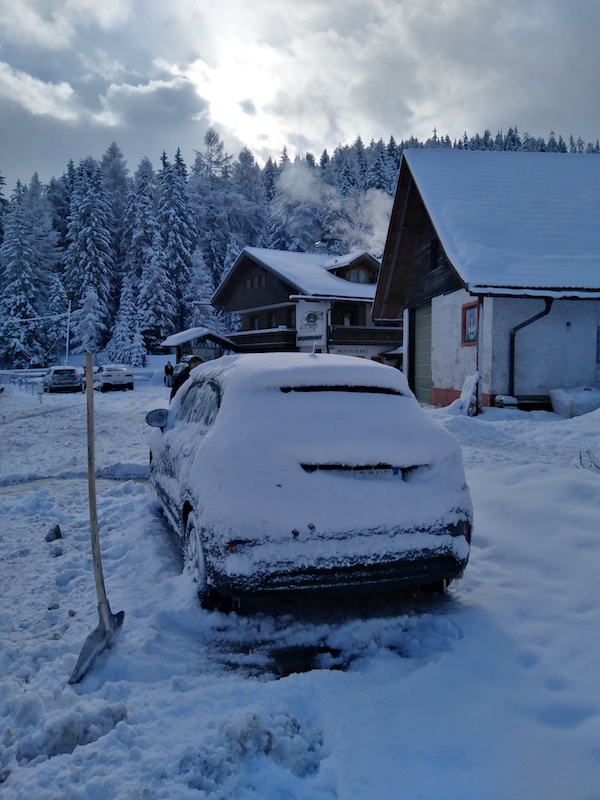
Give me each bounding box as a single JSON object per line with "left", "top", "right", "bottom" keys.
{"left": 91, "top": 364, "right": 134, "bottom": 392}
{"left": 41, "top": 365, "right": 83, "bottom": 393}
{"left": 146, "top": 353, "right": 473, "bottom": 610}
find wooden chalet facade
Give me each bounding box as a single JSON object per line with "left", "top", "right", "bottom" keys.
{"left": 213, "top": 247, "right": 402, "bottom": 364}
{"left": 374, "top": 149, "right": 600, "bottom": 408}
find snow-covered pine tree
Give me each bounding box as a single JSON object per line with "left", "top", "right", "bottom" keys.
{"left": 100, "top": 142, "right": 131, "bottom": 316}
{"left": 261, "top": 157, "right": 280, "bottom": 204}
{"left": 23, "top": 174, "right": 60, "bottom": 312}
{"left": 334, "top": 146, "right": 361, "bottom": 198}
{"left": 45, "top": 275, "right": 71, "bottom": 363}
{"left": 46, "top": 161, "right": 75, "bottom": 254}
{"left": 158, "top": 149, "right": 196, "bottom": 330}
{"left": 71, "top": 285, "right": 107, "bottom": 354}
{"left": 117, "top": 156, "right": 176, "bottom": 353}
{"left": 259, "top": 207, "right": 289, "bottom": 250}
{"left": 185, "top": 246, "right": 220, "bottom": 331}
{"left": 64, "top": 157, "right": 115, "bottom": 352}
{"left": 365, "top": 139, "right": 396, "bottom": 195}
{"left": 0, "top": 183, "right": 46, "bottom": 366}
{"left": 137, "top": 229, "right": 177, "bottom": 349}
{"left": 230, "top": 147, "right": 266, "bottom": 248}
{"left": 188, "top": 130, "right": 235, "bottom": 299}
{"left": 121, "top": 156, "right": 158, "bottom": 284}
{"left": 105, "top": 275, "right": 147, "bottom": 366}
{"left": 0, "top": 170, "right": 8, "bottom": 245}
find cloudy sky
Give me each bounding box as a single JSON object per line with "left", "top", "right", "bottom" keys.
{"left": 1, "top": 0, "right": 599, "bottom": 191}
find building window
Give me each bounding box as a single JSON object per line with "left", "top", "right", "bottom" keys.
{"left": 462, "top": 302, "right": 478, "bottom": 346}
{"left": 270, "top": 312, "right": 277, "bottom": 328}
{"left": 349, "top": 267, "right": 368, "bottom": 283}
{"left": 260, "top": 274, "right": 266, "bottom": 287}
{"left": 253, "top": 275, "right": 259, "bottom": 289}
{"left": 250, "top": 316, "right": 259, "bottom": 330}
{"left": 245, "top": 277, "right": 252, "bottom": 290}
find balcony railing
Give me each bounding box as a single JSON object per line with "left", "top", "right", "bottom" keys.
{"left": 229, "top": 329, "right": 297, "bottom": 350}
{"left": 228, "top": 325, "right": 402, "bottom": 351}
{"left": 329, "top": 325, "right": 402, "bottom": 345}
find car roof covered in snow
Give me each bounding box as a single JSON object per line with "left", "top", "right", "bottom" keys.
{"left": 185, "top": 352, "right": 413, "bottom": 396}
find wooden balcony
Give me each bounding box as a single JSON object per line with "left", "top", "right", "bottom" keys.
{"left": 228, "top": 325, "right": 403, "bottom": 353}
{"left": 228, "top": 328, "right": 297, "bottom": 352}
{"left": 329, "top": 325, "right": 402, "bottom": 346}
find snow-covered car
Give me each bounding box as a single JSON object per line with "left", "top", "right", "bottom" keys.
{"left": 91, "top": 364, "right": 134, "bottom": 392}
{"left": 146, "top": 353, "right": 473, "bottom": 609}
{"left": 42, "top": 366, "right": 82, "bottom": 393}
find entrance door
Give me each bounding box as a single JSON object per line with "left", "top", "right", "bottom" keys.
{"left": 413, "top": 301, "right": 432, "bottom": 404}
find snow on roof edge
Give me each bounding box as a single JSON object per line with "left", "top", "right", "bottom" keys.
{"left": 468, "top": 285, "right": 600, "bottom": 299}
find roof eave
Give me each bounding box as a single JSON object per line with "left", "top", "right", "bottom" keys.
{"left": 468, "top": 285, "right": 600, "bottom": 299}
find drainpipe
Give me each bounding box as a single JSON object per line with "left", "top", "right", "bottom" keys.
{"left": 508, "top": 298, "right": 553, "bottom": 396}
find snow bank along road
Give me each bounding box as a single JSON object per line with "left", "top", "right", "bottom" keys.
{"left": 0, "top": 381, "right": 599, "bottom": 799}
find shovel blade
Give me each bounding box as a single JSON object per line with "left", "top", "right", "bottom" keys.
{"left": 68, "top": 602, "right": 125, "bottom": 684}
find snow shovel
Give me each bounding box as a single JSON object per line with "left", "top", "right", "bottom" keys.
{"left": 69, "top": 353, "right": 124, "bottom": 684}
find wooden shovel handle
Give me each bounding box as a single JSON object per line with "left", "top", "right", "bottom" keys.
{"left": 86, "top": 352, "right": 107, "bottom": 606}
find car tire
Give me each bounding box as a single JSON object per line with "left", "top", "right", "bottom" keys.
{"left": 184, "top": 514, "right": 212, "bottom": 609}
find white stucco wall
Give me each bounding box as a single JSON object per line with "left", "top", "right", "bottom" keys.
{"left": 431, "top": 291, "right": 599, "bottom": 399}
{"left": 431, "top": 289, "right": 478, "bottom": 390}
{"left": 489, "top": 297, "right": 599, "bottom": 395}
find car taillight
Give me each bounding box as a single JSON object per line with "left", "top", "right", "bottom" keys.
{"left": 227, "top": 539, "right": 248, "bottom": 554}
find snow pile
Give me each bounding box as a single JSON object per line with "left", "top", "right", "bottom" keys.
{"left": 549, "top": 385, "right": 600, "bottom": 417}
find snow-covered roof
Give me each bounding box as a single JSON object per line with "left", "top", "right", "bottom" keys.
{"left": 161, "top": 327, "right": 236, "bottom": 348}
{"left": 403, "top": 149, "right": 600, "bottom": 297}
{"left": 220, "top": 247, "right": 378, "bottom": 301}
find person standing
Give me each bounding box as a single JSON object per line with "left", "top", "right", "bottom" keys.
{"left": 164, "top": 360, "right": 174, "bottom": 387}
{"left": 170, "top": 356, "right": 203, "bottom": 400}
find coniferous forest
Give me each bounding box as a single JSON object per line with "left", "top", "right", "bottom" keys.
{"left": 0, "top": 126, "right": 597, "bottom": 368}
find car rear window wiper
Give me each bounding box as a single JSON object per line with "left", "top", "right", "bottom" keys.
{"left": 280, "top": 385, "right": 404, "bottom": 396}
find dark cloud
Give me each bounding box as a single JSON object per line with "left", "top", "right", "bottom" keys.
{"left": 103, "top": 78, "right": 208, "bottom": 125}
{"left": 0, "top": 77, "right": 212, "bottom": 189}
{"left": 239, "top": 99, "right": 257, "bottom": 116}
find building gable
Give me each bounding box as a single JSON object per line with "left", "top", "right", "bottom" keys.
{"left": 374, "top": 161, "right": 464, "bottom": 318}
{"left": 212, "top": 251, "right": 299, "bottom": 312}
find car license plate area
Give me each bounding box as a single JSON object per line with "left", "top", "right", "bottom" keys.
{"left": 300, "top": 463, "right": 422, "bottom": 480}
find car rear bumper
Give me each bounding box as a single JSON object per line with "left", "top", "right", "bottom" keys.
{"left": 98, "top": 381, "right": 132, "bottom": 390}
{"left": 213, "top": 542, "right": 470, "bottom": 599}
{"left": 47, "top": 384, "right": 82, "bottom": 392}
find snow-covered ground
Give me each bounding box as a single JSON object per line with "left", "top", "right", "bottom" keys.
{"left": 1, "top": 375, "right": 599, "bottom": 799}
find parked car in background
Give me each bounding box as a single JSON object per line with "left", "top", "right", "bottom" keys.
{"left": 146, "top": 352, "right": 473, "bottom": 610}
{"left": 90, "top": 364, "right": 134, "bottom": 392}
{"left": 42, "top": 366, "right": 82, "bottom": 393}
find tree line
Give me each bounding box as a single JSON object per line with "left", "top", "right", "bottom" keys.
{"left": 0, "top": 125, "right": 597, "bottom": 368}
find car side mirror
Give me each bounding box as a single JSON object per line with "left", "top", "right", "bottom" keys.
{"left": 146, "top": 408, "right": 169, "bottom": 429}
